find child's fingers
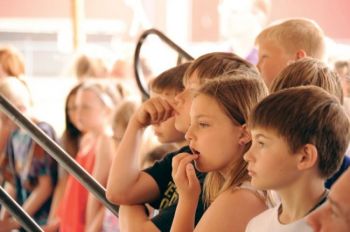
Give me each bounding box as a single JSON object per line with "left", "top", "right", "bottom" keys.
{"left": 176, "top": 155, "right": 198, "bottom": 180}
{"left": 186, "top": 163, "right": 199, "bottom": 187}
{"left": 148, "top": 98, "right": 173, "bottom": 123}
{"left": 158, "top": 99, "right": 174, "bottom": 121}
{"left": 172, "top": 153, "right": 197, "bottom": 178}
{"left": 172, "top": 153, "right": 191, "bottom": 176}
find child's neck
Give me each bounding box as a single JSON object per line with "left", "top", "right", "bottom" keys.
{"left": 277, "top": 178, "right": 326, "bottom": 224}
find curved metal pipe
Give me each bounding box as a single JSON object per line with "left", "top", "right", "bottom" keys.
{"left": 134, "top": 28, "right": 194, "bottom": 99}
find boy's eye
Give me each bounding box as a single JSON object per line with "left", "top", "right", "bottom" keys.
{"left": 259, "top": 55, "right": 268, "bottom": 61}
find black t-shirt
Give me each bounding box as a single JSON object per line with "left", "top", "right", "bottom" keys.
{"left": 143, "top": 146, "right": 206, "bottom": 232}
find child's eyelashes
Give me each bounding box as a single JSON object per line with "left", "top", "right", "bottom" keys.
{"left": 198, "top": 122, "right": 209, "bottom": 128}
{"left": 258, "top": 141, "right": 265, "bottom": 147}
{"left": 253, "top": 140, "right": 265, "bottom": 148}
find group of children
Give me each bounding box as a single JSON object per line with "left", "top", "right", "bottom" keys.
{"left": 1, "top": 17, "right": 350, "bottom": 232}
{"left": 105, "top": 17, "right": 350, "bottom": 232}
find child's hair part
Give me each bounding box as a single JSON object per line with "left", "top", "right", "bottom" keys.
{"left": 198, "top": 77, "right": 269, "bottom": 205}
{"left": 249, "top": 86, "right": 350, "bottom": 178}
{"left": 183, "top": 52, "right": 259, "bottom": 85}
{"left": 256, "top": 18, "right": 326, "bottom": 60}
{"left": 149, "top": 62, "right": 191, "bottom": 94}
{"left": 78, "top": 79, "right": 121, "bottom": 110}
{"left": 270, "top": 57, "right": 343, "bottom": 104}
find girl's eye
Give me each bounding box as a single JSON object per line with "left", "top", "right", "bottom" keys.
{"left": 199, "top": 122, "right": 209, "bottom": 128}
{"left": 256, "top": 141, "right": 264, "bottom": 147}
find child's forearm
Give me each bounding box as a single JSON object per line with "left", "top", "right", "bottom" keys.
{"left": 119, "top": 204, "right": 160, "bottom": 232}
{"left": 0, "top": 183, "right": 16, "bottom": 220}
{"left": 85, "top": 207, "right": 105, "bottom": 232}
{"left": 22, "top": 175, "right": 53, "bottom": 217}
{"left": 106, "top": 117, "right": 145, "bottom": 202}
{"left": 0, "top": 217, "right": 20, "bottom": 231}
{"left": 171, "top": 197, "right": 198, "bottom": 232}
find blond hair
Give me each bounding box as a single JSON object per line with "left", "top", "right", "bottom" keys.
{"left": 0, "top": 45, "right": 25, "bottom": 78}
{"left": 0, "top": 77, "right": 32, "bottom": 105}
{"left": 256, "top": 18, "right": 326, "bottom": 60}
{"left": 197, "top": 77, "right": 268, "bottom": 205}
{"left": 112, "top": 99, "right": 138, "bottom": 140}
{"left": 78, "top": 79, "right": 121, "bottom": 111}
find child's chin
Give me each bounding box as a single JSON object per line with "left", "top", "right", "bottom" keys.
{"left": 194, "top": 161, "right": 207, "bottom": 173}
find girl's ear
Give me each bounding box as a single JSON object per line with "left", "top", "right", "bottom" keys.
{"left": 296, "top": 144, "right": 318, "bottom": 171}
{"left": 239, "top": 124, "right": 251, "bottom": 145}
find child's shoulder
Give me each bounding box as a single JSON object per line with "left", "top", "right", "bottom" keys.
{"left": 245, "top": 206, "right": 277, "bottom": 231}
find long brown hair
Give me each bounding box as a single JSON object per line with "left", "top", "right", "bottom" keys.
{"left": 61, "top": 83, "right": 83, "bottom": 158}
{"left": 197, "top": 76, "right": 268, "bottom": 205}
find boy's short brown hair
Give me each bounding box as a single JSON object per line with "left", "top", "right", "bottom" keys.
{"left": 249, "top": 86, "right": 350, "bottom": 178}
{"left": 183, "top": 52, "right": 259, "bottom": 85}
{"left": 149, "top": 62, "right": 191, "bottom": 94}
{"left": 270, "top": 57, "right": 343, "bottom": 104}
{"left": 256, "top": 18, "right": 326, "bottom": 60}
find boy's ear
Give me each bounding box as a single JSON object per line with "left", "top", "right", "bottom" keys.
{"left": 295, "top": 49, "right": 307, "bottom": 60}
{"left": 296, "top": 144, "right": 318, "bottom": 170}
{"left": 239, "top": 124, "right": 251, "bottom": 145}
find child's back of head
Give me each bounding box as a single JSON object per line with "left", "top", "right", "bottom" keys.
{"left": 256, "top": 18, "right": 326, "bottom": 60}
{"left": 270, "top": 57, "right": 343, "bottom": 104}
{"left": 183, "top": 52, "right": 260, "bottom": 85}
{"left": 249, "top": 86, "right": 350, "bottom": 179}
{"left": 0, "top": 45, "right": 25, "bottom": 79}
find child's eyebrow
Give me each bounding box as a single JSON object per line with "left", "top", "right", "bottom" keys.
{"left": 194, "top": 114, "right": 212, "bottom": 120}
{"left": 255, "top": 133, "right": 270, "bottom": 140}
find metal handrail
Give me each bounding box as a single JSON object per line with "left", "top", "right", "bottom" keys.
{"left": 134, "top": 28, "right": 194, "bottom": 99}
{"left": 0, "top": 94, "right": 119, "bottom": 227}
{"left": 0, "top": 186, "right": 43, "bottom": 232}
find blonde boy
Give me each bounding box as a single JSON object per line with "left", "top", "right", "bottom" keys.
{"left": 244, "top": 86, "right": 350, "bottom": 231}
{"left": 256, "top": 18, "right": 326, "bottom": 88}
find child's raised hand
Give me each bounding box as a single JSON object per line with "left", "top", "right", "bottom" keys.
{"left": 133, "top": 97, "right": 174, "bottom": 128}
{"left": 172, "top": 153, "right": 200, "bottom": 200}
